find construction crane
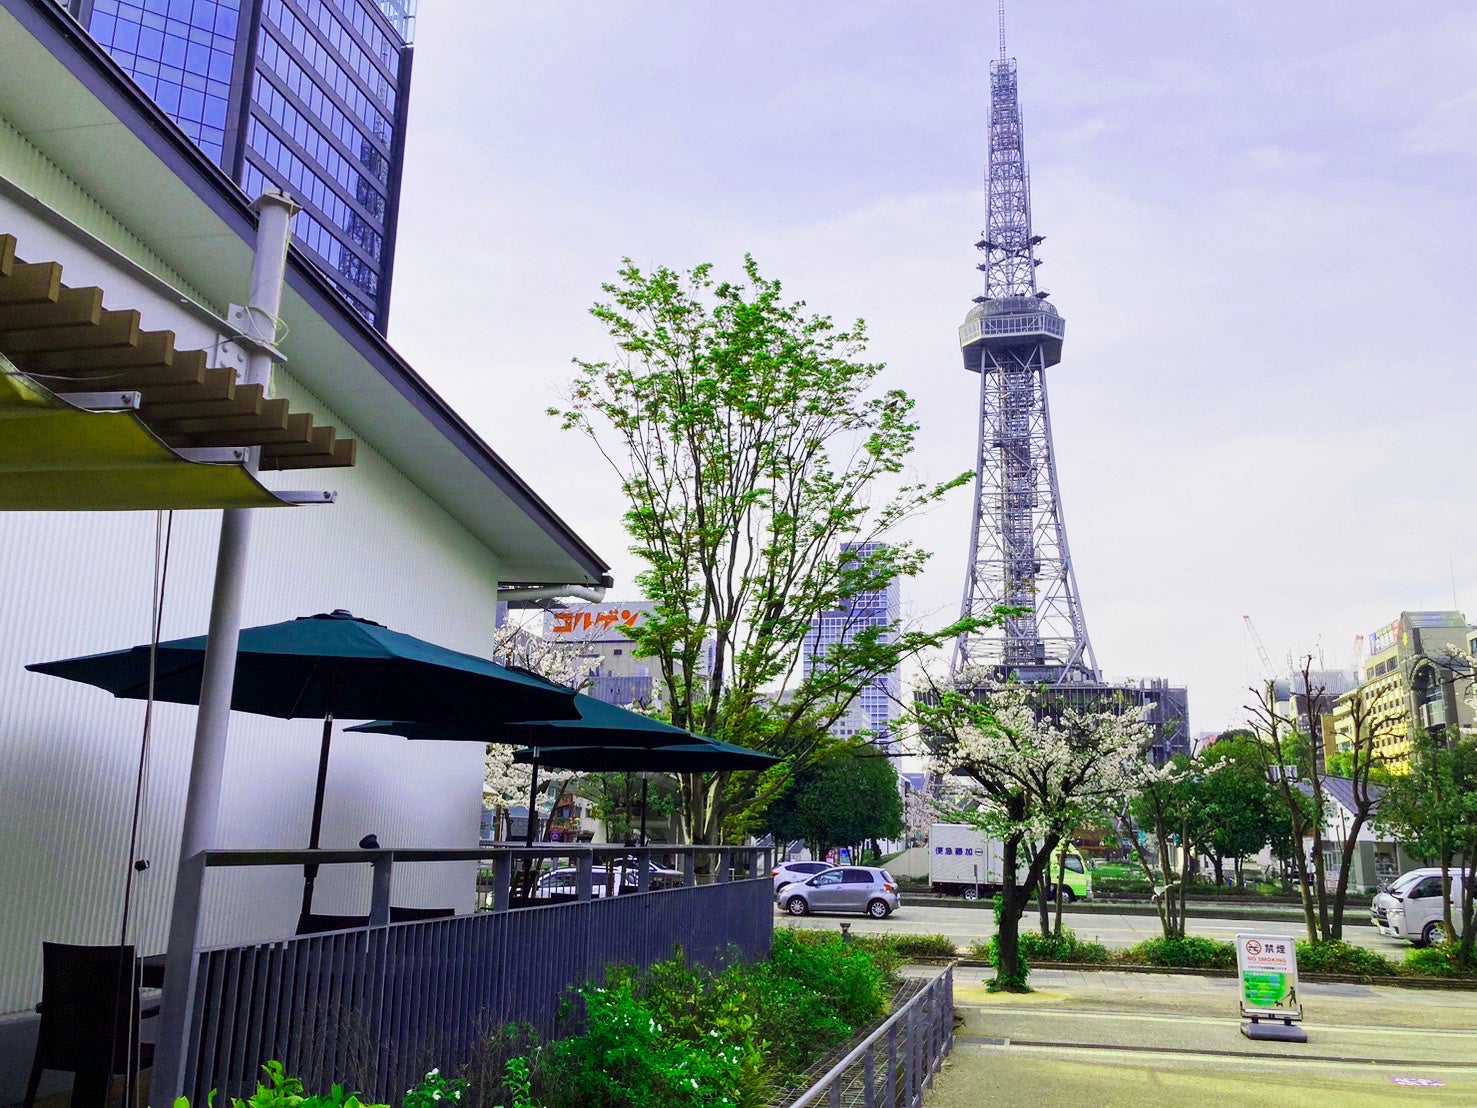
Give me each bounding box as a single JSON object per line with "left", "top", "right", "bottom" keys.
{"left": 1243, "top": 615, "right": 1276, "bottom": 680}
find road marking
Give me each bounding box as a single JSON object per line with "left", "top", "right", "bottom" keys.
{"left": 958, "top": 1005, "right": 1477, "bottom": 1039}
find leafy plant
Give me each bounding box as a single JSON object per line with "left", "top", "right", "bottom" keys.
{"left": 890, "top": 934, "right": 957, "bottom": 959}
{"left": 171, "top": 1063, "right": 388, "bottom": 1108}
{"left": 1294, "top": 940, "right": 1395, "bottom": 977}
{"left": 1403, "top": 943, "right": 1465, "bottom": 978}
{"left": 1118, "top": 937, "right": 1236, "bottom": 970}
{"left": 404, "top": 1069, "right": 466, "bottom": 1108}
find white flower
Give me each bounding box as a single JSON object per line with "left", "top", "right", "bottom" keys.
{"left": 427, "top": 1070, "right": 439, "bottom": 1078}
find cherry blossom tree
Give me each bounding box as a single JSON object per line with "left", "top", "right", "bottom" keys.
{"left": 481, "top": 617, "right": 600, "bottom": 837}
{"left": 912, "top": 675, "right": 1153, "bottom": 990}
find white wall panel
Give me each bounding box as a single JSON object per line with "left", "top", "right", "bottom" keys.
{"left": 0, "top": 210, "right": 507, "bottom": 1013}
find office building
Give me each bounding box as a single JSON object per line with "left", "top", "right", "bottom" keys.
{"left": 64, "top": 0, "right": 414, "bottom": 327}
{"left": 1323, "top": 611, "right": 1475, "bottom": 774}
{"left": 802, "top": 542, "right": 902, "bottom": 746}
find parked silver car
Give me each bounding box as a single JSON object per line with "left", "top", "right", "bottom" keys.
{"left": 772, "top": 859, "right": 832, "bottom": 894}
{"left": 777, "top": 866, "right": 901, "bottom": 919}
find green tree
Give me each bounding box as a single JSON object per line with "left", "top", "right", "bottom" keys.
{"left": 1192, "top": 737, "right": 1280, "bottom": 887}
{"left": 763, "top": 743, "right": 904, "bottom": 860}
{"left": 1378, "top": 732, "right": 1477, "bottom": 964}
{"left": 554, "top": 256, "right": 982, "bottom": 843}
{"left": 1125, "top": 756, "right": 1195, "bottom": 940}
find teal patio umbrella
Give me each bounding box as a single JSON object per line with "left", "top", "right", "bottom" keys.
{"left": 345, "top": 694, "right": 697, "bottom": 845}
{"left": 514, "top": 738, "right": 781, "bottom": 844}
{"left": 28, "top": 610, "right": 579, "bottom": 915}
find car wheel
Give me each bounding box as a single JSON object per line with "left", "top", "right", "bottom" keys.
{"left": 1061, "top": 887, "right": 1076, "bottom": 904}
{"left": 962, "top": 886, "right": 980, "bottom": 901}
{"left": 1423, "top": 920, "right": 1447, "bottom": 946}
{"left": 786, "top": 896, "right": 810, "bottom": 917}
{"left": 867, "top": 898, "right": 891, "bottom": 919}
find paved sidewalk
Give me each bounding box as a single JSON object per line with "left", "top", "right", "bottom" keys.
{"left": 921, "top": 966, "right": 1477, "bottom": 1107}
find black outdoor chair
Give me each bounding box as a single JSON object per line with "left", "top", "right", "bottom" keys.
{"left": 388, "top": 906, "right": 455, "bottom": 923}
{"left": 295, "top": 912, "right": 370, "bottom": 936}
{"left": 24, "top": 942, "right": 156, "bottom": 1108}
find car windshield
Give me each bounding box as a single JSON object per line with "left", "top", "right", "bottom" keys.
{"left": 1389, "top": 872, "right": 1426, "bottom": 895}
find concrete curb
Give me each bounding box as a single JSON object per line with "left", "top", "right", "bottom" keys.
{"left": 908, "top": 957, "right": 1477, "bottom": 991}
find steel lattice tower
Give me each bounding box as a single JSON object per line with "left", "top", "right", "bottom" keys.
{"left": 953, "top": 4, "right": 1098, "bottom": 684}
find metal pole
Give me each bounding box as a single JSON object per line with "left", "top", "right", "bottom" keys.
{"left": 300, "top": 713, "right": 334, "bottom": 918}
{"left": 639, "top": 774, "right": 649, "bottom": 846}
{"left": 525, "top": 754, "right": 540, "bottom": 848}
{"left": 152, "top": 190, "right": 299, "bottom": 1101}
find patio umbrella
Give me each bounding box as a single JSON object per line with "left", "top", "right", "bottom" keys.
{"left": 27, "top": 609, "right": 579, "bottom": 915}
{"left": 513, "top": 738, "right": 781, "bottom": 844}
{"left": 345, "top": 693, "right": 695, "bottom": 846}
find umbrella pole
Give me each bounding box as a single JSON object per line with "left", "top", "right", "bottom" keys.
{"left": 639, "top": 774, "right": 649, "bottom": 847}
{"left": 300, "top": 713, "right": 334, "bottom": 919}
{"left": 525, "top": 754, "right": 540, "bottom": 849}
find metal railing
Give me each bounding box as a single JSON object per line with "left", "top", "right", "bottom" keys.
{"left": 178, "top": 845, "right": 773, "bottom": 1101}
{"left": 787, "top": 966, "right": 954, "bottom": 1108}
{"left": 958, "top": 311, "right": 1066, "bottom": 346}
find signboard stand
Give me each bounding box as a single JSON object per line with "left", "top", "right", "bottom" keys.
{"left": 1235, "top": 933, "right": 1308, "bottom": 1043}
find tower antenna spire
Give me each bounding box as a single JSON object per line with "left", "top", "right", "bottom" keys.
{"left": 954, "top": 2, "right": 1097, "bottom": 684}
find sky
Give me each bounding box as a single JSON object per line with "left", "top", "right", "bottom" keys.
{"left": 385, "top": 1, "right": 1477, "bottom": 736}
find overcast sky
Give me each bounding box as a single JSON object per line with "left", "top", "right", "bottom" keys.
{"left": 385, "top": 0, "right": 1477, "bottom": 735}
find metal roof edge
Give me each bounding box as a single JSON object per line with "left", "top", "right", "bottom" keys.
{"left": 3, "top": 0, "right": 611, "bottom": 584}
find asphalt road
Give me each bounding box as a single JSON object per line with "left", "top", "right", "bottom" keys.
{"left": 778, "top": 900, "right": 1407, "bottom": 955}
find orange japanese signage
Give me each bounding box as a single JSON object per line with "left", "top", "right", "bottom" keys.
{"left": 545, "top": 602, "right": 651, "bottom": 638}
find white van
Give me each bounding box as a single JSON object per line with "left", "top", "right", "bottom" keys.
{"left": 1374, "top": 868, "right": 1466, "bottom": 946}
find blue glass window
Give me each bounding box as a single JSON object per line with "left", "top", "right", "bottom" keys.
{"left": 256, "top": 33, "right": 391, "bottom": 175}
{"left": 88, "top": 0, "right": 240, "bottom": 171}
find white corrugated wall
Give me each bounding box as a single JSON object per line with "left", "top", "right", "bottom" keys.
{"left": 0, "top": 201, "right": 504, "bottom": 1013}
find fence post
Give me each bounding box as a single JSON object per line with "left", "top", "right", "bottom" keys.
{"left": 576, "top": 851, "right": 593, "bottom": 901}
{"left": 492, "top": 853, "right": 512, "bottom": 911}
{"left": 863, "top": 1041, "right": 876, "bottom": 1108}
{"left": 886, "top": 1021, "right": 898, "bottom": 1105}
{"left": 369, "top": 853, "right": 392, "bottom": 926}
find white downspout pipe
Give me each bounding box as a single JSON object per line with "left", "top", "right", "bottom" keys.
{"left": 152, "top": 190, "right": 301, "bottom": 1100}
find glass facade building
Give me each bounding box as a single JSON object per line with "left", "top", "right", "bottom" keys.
{"left": 802, "top": 542, "right": 902, "bottom": 746}
{"left": 70, "top": 0, "right": 414, "bottom": 329}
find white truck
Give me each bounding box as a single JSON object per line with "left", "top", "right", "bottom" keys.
{"left": 928, "top": 822, "right": 1091, "bottom": 901}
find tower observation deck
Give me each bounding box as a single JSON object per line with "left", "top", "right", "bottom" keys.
{"left": 953, "top": 8, "right": 1097, "bottom": 685}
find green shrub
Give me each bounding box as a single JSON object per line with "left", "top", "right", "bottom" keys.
{"left": 169, "top": 1062, "right": 390, "bottom": 1108}
{"left": 1118, "top": 936, "right": 1236, "bottom": 970}
{"left": 890, "top": 934, "right": 957, "bottom": 959}
{"left": 1403, "top": 943, "right": 1464, "bottom": 978}
{"left": 967, "top": 928, "right": 1107, "bottom": 966}
{"left": 540, "top": 932, "right": 893, "bottom": 1105}
{"left": 543, "top": 970, "right": 745, "bottom": 1108}
{"left": 1294, "top": 940, "right": 1396, "bottom": 977}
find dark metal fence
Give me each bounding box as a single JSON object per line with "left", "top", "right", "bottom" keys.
{"left": 785, "top": 967, "right": 954, "bottom": 1108}
{"left": 179, "top": 847, "right": 773, "bottom": 1102}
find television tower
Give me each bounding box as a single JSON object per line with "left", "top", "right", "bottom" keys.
{"left": 953, "top": 2, "right": 1098, "bottom": 684}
